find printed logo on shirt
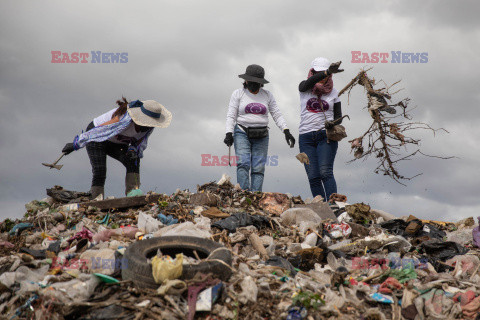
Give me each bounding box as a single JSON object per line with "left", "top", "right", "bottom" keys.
{"left": 245, "top": 103, "right": 267, "bottom": 115}
{"left": 306, "top": 98, "right": 329, "bottom": 113}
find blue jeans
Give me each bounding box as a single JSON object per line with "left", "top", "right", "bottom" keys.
{"left": 299, "top": 130, "right": 338, "bottom": 200}
{"left": 233, "top": 125, "right": 269, "bottom": 192}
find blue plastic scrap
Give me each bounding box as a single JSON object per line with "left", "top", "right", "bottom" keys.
{"left": 10, "top": 294, "right": 38, "bottom": 319}
{"left": 157, "top": 213, "right": 178, "bottom": 226}
{"left": 370, "top": 292, "right": 394, "bottom": 304}
{"left": 286, "top": 306, "right": 308, "bottom": 320}
{"left": 8, "top": 223, "right": 34, "bottom": 236}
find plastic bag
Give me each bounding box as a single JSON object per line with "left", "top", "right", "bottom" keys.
{"left": 151, "top": 253, "right": 183, "bottom": 284}
{"left": 447, "top": 228, "right": 474, "bottom": 245}
{"left": 383, "top": 235, "right": 412, "bottom": 252}
{"left": 379, "top": 277, "right": 403, "bottom": 294}
{"left": 302, "top": 233, "right": 318, "bottom": 247}
{"left": 419, "top": 239, "right": 468, "bottom": 261}
{"left": 79, "top": 248, "right": 116, "bottom": 275}
{"left": 15, "top": 265, "right": 50, "bottom": 295}
{"left": 324, "top": 223, "right": 352, "bottom": 239}
{"left": 370, "top": 292, "right": 394, "bottom": 304}
{"left": 381, "top": 268, "right": 417, "bottom": 284}
{"left": 138, "top": 211, "right": 163, "bottom": 234}
{"left": 157, "top": 213, "right": 178, "bottom": 225}
{"left": 8, "top": 223, "right": 34, "bottom": 236}
{"left": 420, "top": 224, "right": 446, "bottom": 240}
{"left": 446, "top": 255, "right": 480, "bottom": 278}
{"left": 41, "top": 273, "right": 100, "bottom": 303}
{"left": 473, "top": 217, "right": 480, "bottom": 248}
{"left": 380, "top": 219, "right": 408, "bottom": 236}
{"left": 281, "top": 208, "right": 322, "bottom": 227}
{"left": 238, "top": 276, "right": 258, "bottom": 303}
{"left": 265, "top": 256, "right": 297, "bottom": 276}
{"left": 157, "top": 221, "right": 211, "bottom": 238}
{"left": 212, "top": 213, "right": 270, "bottom": 233}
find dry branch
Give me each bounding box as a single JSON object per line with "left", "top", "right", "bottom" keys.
{"left": 339, "top": 69, "right": 452, "bottom": 184}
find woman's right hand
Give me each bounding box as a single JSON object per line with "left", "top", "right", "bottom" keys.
{"left": 224, "top": 133, "right": 234, "bottom": 147}
{"left": 328, "top": 61, "right": 344, "bottom": 75}
{"left": 62, "top": 143, "right": 75, "bottom": 155}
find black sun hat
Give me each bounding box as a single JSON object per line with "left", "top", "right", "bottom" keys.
{"left": 238, "top": 64, "right": 269, "bottom": 84}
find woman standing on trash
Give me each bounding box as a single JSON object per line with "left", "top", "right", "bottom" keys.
{"left": 298, "top": 57, "right": 344, "bottom": 201}
{"left": 224, "top": 64, "right": 295, "bottom": 192}
{"left": 61, "top": 98, "right": 172, "bottom": 199}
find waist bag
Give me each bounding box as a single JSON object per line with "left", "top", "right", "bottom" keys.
{"left": 239, "top": 124, "right": 268, "bottom": 139}
{"left": 326, "top": 124, "right": 347, "bottom": 142}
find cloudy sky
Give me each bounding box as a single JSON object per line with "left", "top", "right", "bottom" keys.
{"left": 1, "top": 0, "right": 479, "bottom": 222}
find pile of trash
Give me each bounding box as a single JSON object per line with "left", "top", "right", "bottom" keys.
{"left": 1, "top": 174, "right": 480, "bottom": 319}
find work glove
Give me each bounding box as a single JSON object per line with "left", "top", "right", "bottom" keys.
{"left": 327, "top": 61, "right": 344, "bottom": 75}
{"left": 284, "top": 129, "right": 295, "bottom": 148}
{"left": 325, "top": 121, "right": 335, "bottom": 130}
{"left": 224, "top": 132, "right": 234, "bottom": 147}
{"left": 126, "top": 149, "right": 138, "bottom": 160}
{"left": 62, "top": 143, "right": 75, "bottom": 155}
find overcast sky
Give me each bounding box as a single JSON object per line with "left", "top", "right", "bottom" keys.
{"left": 1, "top": 0, "right": 479, "bottom": 222}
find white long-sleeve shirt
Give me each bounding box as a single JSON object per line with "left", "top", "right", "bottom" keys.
{"left": 225, "top": 88, "right": 288, "bottom": 133}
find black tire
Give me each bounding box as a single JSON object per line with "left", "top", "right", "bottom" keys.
{"left": 122, "top": 236, "right": 232, "bottom": 289}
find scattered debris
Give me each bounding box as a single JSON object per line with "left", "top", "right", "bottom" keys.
{"left": 1, "top": 176, "right": 479, "bottom": 319}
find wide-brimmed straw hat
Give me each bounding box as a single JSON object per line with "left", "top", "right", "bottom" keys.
{"left": 238, "top": 64, "right": 269, "bottom": 84}
{"left": 311, "top": 57, "right": 331, "bottom": 72}
{"left": 127, "top": 100, "right": 172, "bottom": 128}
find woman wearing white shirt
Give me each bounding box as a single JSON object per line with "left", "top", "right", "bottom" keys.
{"left": 224, "top": 64, "right": 295, "bottom": 191}
{"left": 298, "top": 58, "right": 344, "bottom": 201}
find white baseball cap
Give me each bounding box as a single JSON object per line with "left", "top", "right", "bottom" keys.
{"left": 311, "top": 57, "right": 331, "bottom": 72}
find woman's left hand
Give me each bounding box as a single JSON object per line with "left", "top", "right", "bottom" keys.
{"left": 327, "top": 61, "right": 344, "bottom": 75}
{"left": 284, "top": 129, "right": 295, "bottom": 148}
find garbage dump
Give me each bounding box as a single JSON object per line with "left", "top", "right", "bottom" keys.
{"left": 1, "top": 178, "right": 480, "bottom": 319}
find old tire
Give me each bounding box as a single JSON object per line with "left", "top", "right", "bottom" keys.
{"left": 122, "top": 236, "right": 232, "bottom": 289}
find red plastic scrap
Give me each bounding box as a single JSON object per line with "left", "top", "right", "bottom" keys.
{"left": 453, "top": 290, "right": 476, "bottom": 306}
{"left": 462, "top": 296, "right": 480, "bottom": 319}
{"left": 379, "top": 277, "right": 403, "bottom": 294}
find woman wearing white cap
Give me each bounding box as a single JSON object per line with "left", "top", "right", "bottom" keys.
{"left": 62, "top": 98, "right": 172, "bottom": 199}
{"left": 298, "top": 58, "right": 344, "bottom": 201}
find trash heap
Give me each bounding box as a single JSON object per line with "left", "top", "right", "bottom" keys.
{"left": 1, "top": 175, "right": 480, "bottom": 319}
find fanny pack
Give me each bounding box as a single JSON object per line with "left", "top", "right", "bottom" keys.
{"left": 239, "top": 124, "right": 269, "bottom": 139}
{"left": 326, "top": 124, "right": 347, "bottom": 142}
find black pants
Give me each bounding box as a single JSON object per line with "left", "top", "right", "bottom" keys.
{"left": 85, "top": 122, "right": 140, "bottom": 187}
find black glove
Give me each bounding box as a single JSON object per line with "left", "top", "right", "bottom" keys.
{"left": 284, "top": 129, "right": 295, "bottom": 148}
{"left": 126, "top": 149, "right": 138, "bottom": 160}
{"left": 325, "top": 121, "right": 335, "bottom": 130}
{"left": 327, "top": 61, "right": 344, "bottom": 75}
{"left": 224, "top": 132, "right": 234, "bottom": 147}
{"left": 62, "top": 143, "right": 75, "bottom": 155}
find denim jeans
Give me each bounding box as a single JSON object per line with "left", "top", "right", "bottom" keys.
{"left": 299, "top": 130, "right": 338, "bottom": 200}
{"left": 233, "top": 125, "right": 269, "bottom": 192}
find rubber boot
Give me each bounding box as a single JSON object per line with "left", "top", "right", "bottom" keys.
{"left": 125, "top": 173, "right": 140, "bottom": 196}
{"left": 90, "top": 186, "right": 104, "bottom": 200}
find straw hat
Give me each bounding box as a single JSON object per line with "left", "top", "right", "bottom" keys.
{"left": 127, "top": 100, "right": 172, "bottom": 128}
